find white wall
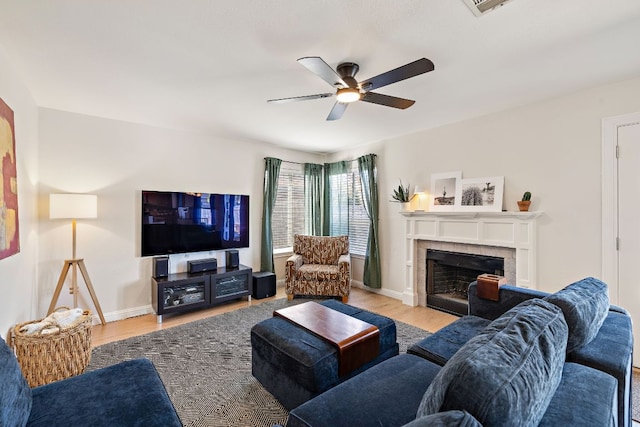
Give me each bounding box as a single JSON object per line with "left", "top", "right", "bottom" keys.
{"left": 7, "top": 43, "right": 640, "bottom": 329}
{"left": 332, "top": 75, "right": 640, "bottom": 296}
{"left": 0, "top": 47, "right": 39, "bottom": 337}
{"left": 37, "top": 109, "right": 322, "bottom": 321}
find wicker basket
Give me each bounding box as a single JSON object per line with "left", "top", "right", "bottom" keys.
{"left": 12, "top": 307, "right": 93, "bottom": 387}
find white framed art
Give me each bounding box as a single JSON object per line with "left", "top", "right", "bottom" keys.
{"left": 455, "top": 176, "right": 504, "bottom": 212}
{"left": 429, "top": 171, "right": 462, "bottom": 211}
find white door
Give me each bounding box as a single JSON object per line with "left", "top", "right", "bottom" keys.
{"left": 616, "top": 120, "right": 640, "bottom": 362}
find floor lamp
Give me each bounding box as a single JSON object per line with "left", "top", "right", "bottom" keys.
{"left": 48, "top": 193, "right": 106, "bottom": 325}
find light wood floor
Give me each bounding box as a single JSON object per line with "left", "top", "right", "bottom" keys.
{"left": 92, "top": 286, "right": 459, "bottom": 347}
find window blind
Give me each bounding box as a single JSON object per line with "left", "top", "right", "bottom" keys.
{"left": 272, "top": 162, "right": 305, "bottom": 251}
{"left": 327, "top": 162, "right": 369, "bottom": 256}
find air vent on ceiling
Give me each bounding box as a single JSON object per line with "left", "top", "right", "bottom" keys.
{"left": 463, "top": 0, "right": 512, "bottom": 16}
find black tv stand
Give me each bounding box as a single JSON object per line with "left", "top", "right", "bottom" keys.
{"left": 151, "top": 264, "right": 252, "bottom": 323}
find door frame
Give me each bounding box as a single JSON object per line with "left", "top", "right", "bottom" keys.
{"left": 602, "top": 111, "right": 640, "bottom": 305}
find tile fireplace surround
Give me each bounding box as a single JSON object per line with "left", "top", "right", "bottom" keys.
{"left": 400, "top": 211, "right": 541, "bottom": 307}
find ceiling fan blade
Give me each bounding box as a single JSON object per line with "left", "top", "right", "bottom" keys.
{"left": 298, "top": 57, "right": 348, "bottom": 88}
{"left": 359, "top": 58, "right": 434, "bottom": 92}
{"left": 361, "top": 92, "right": 415, "bottom": 109}
{"left": 326, "top": 102, "right": 348, "bottom": 121}
{"left": 267, "top": 93, "right": 334, "bottom": 104}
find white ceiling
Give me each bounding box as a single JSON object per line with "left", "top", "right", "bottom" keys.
{"left": 1, "top": 1, "right": 639, "bottom": 154}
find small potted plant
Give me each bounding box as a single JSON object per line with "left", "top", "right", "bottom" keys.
{"left": 392, "top": 180, "right": 412, "bottom": 211}
{"left": 517, "top": 191, "right": 532, "bottom": 212}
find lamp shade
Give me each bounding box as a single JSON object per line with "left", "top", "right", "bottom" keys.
{"left": 49, "top": 194, "right": 98, "bottom": 219}
{"left": 336, "top": 87, "right": 361, "bottom": 103}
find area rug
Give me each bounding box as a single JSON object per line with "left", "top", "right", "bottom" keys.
{"left": 87, "top": 298, "right": 431, "bottom": 427}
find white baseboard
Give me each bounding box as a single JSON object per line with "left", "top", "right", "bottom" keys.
{"left": 92, "top": 305, "right": 155, "bottom": 324}
{"left": 351, "top": 280, "right": 403, "bottom": 300}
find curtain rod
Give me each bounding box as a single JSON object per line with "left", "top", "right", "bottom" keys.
{"left": 265, "top": 153, "right": 376, "bottom": 166}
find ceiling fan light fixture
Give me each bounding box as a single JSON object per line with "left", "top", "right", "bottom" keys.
{"left": 336, "top": 87, "right": 361, "bottom": 103}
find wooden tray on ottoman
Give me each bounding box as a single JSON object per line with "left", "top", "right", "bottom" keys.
{"left": 274, "top": 301, "right": 380, "bottom": 376}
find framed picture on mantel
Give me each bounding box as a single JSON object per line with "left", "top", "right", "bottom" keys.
{"left": 456, "top": 176, "right": 504, "bottom": 212}
{"left": 429, "top": 171, "right": 461, "bottom": 211}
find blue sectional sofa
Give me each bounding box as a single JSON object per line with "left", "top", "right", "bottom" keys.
{"left": 0, "top": 336, "right": 182, "bottom": 426}
{"left": 409, "top": 277, "right": 633, "bottom": 427}
{"left": 281, "top": 277, "right": 631, "bottom": 427}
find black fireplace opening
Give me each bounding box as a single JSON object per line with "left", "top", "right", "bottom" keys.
{"left": 426, "top": 249, "right": 504, "bottom": 316}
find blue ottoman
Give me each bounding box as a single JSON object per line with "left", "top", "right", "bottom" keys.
{"left": 251, "top": 300, "right": 399, "bottom": 410}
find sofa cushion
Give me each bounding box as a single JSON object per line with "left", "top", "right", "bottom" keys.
{"left": 538, "top": 362, "right": 618, "bottom": 427}
{"left": 28, "top": 358, "right": 181, "bottom": 427}
{"left": 0, "top": 337, "right": 32, "bottom": 427}
{"left": 418, "top": 299, "right": 568, "bottom": 427}
{"left": 297, "top": 264, "right": 340, "bottom": 280}
{"left": 544, "top": 277, "right": 609, "bottom": 352}
{"left": 293, "top": 234, "right": 348, "bottom": 265}
{"left": 407, "top": 315, "right": 491, "bottom": 366}
{"left": 403, "top": 410, "right": 482, "bottom": 427}
{"left": 285, "top": 354, "right": 441, "bottom": 427}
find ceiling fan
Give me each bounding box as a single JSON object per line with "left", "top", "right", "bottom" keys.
{"left": 267, "top": 56, "right": 435, "bottom": 121}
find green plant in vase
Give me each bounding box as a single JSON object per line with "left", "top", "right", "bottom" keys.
{"left": 392, "top": 180, "right": 412, "bottom": 211}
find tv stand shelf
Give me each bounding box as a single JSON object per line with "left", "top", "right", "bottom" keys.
{"left": 152, "top": 264, "right": 252, "bottom": 323}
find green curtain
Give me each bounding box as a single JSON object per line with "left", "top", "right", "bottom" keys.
{"left": 260, "top": 157, "right": 281, "bottom": 272}
{"left": 304, "top": 163, "right": 323, "bottom": 236}
{"left": 358, "top": 154, "right": 381, "bottom": 288}
{"left": 322, "top": 161, "right": 349, "bottom": 236}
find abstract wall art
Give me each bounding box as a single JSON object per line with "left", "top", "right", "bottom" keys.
{"left": 0, "top": 96, "right": 19, "bottom": 260}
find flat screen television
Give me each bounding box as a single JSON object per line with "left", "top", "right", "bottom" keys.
{"left": 141, "top": 190, "right": 249, "bottom": 257}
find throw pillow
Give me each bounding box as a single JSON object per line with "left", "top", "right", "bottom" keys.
{"left": 417, "top": 299, "right": 568, "bottom": 427}
{"left": 543, "top": 277, "right": 609, "bottom": 353}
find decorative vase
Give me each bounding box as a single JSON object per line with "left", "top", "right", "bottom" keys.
{"left": 517, "top": 200, "right": 531, "bottom": 212}
{"left": 400, "top": 202, "right": 411, "bottom": 212}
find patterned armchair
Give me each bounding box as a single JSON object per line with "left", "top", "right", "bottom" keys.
{"left": 285, "top": 234, "right": 351, "bottom": 302}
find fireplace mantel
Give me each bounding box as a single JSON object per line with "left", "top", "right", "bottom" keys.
{"left": 400, "top": 211, "right": 541, "bottom": 220}
{"left": 400, "top": 210, "right": 542, "bottom": 306}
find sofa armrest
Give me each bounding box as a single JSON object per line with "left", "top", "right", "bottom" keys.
{"left": 468, "top": 281, "right": 550, "bottom": 320}
{"left": 609, "top": 304, "right": 629, "bottom": 316}
{"left": 338, "top": 253, "right": 350, "bottom": 267}
{"left": 286, "top": 254, "right": 303, "bottom": 281}
{"left": 338, "top": 254, "right": 350, "bottom": 278}
{"left": 286, "top": 253, "right": 303, "bottom": 268}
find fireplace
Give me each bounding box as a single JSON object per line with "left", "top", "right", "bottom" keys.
{"left": 399, "top": 210, "right": 540, "bottom": 307}
{"left": 426, "top": 249, "right": 504, "bottom": 316}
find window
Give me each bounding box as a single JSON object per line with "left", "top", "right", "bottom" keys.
{"left": 271, "top": 160, "right": 370, "bottom": 257}
{"left": 272, "top": 162, "right": 305, "bottom": 252}
{"left": 327, "top": 162, "right": 369, "bottom": 256}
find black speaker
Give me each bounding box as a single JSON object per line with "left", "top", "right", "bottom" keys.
{"left": 188, "top": 258, "right": 217, "bottom": 274}
{"left": 225, "top": 249, "right": 239, "bottom": 268}
{"left": 153, "top": 256, "right": 169, "bottom": 278}
{"left": 252, "top": 271, "right": 276, "bottom": 299}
